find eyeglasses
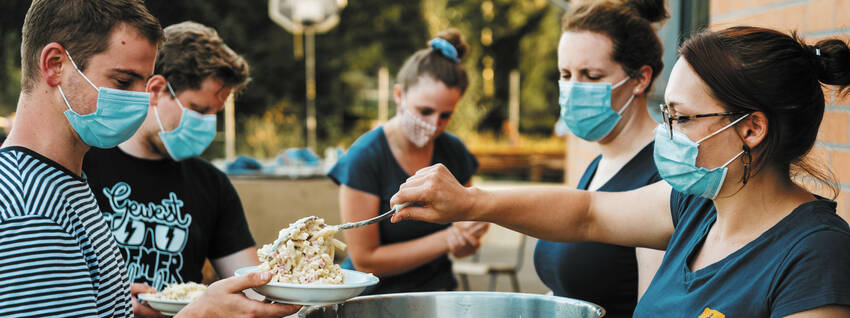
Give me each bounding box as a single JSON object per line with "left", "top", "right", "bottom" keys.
{"left": 658, "top": 103, "right": 748, "bottom": 139}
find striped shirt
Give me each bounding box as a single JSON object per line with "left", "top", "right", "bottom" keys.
{"left": 0, "top": 147, "right": 132, "bottom": 317}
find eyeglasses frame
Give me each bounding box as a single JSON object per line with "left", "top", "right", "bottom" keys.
{"left": 658, "top": 103, "right": 749, "bottom": 139}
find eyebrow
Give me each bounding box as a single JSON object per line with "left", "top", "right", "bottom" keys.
{"left": 190, "top": 103, "right": 211, "bottom": 111}
{"left": 666, "top": 101, "right": 690, "bottom": 114}
{"left": 560, "top": 67, "right": 606, "bottom": 73}
{"left": 215, "top": 85, "right": 231, "bottom": 95}
{"left": 111, "top": 69, "right": 146, "bottom": 81}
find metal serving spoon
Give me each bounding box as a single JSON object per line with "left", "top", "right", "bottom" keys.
{"left": 269, "top": 202, "right": 412, "bottom": 251}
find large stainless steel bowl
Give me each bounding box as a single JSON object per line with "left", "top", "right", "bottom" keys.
{"left": 298, "top": 291, "right": 605, "bottom": 317}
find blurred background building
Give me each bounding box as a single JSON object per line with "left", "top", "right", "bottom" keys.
{"left": 709, "top": 0, "right": 850, "bottom": 221}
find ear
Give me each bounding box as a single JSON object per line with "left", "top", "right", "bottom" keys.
{"left": 40, "top": 43, "right": 67, "bottom": 88}
{"left": 146, "top": 75, "right": 168, "bottom": 109}
{"left": 632, "top": 65, "right": 654, "bottom": 96}
{"left": 393, "top": 83, "right": 404, "bottom": 108}
{"left": 736, "top": 111, "right": 768, "bottom": 150}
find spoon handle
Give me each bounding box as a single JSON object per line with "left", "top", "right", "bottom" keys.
{"left": 336, "top": 202, "right": 412, "bottom": 230}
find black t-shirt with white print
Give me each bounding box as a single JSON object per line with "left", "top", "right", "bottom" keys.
{"left": 83, "top": 147, "right": 255, "bottom": 290}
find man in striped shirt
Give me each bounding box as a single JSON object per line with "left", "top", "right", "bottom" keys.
{"left": 0, "top": 1, "right": 298, "bottom": 317}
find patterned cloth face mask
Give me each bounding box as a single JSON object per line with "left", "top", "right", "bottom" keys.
{"left": 58, "top": 50, "right": 150, "bottom": 148}
{"left": 558, "top": 76, "right": 635, "bottom": 141}
{"left": 398, "top": 103, "right": 437, "bottom": 148}
{"left": 154, "top": 82, "right": 217, "bottom": 161}
{"left": 653, "top": 114, "right": 749, "bottom": 199}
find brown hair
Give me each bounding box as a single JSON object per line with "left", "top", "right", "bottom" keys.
{"left": 562, "top": 0, "right": 668, "bottom": 91}
{"left": 156, "top": 21, "right": 250, "bottom": 95}
{"left": 21, "top": 0, "right": 163, "bottom": 92}
{"left": 680, "top": 26, "right": 850, "bottom": 198}
{"left": 396, "top": 29, "right": 469, "bottom": 94}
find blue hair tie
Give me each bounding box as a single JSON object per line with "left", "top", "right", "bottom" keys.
{"left": 429, "top": 38, "right": 460, "bottom": 63}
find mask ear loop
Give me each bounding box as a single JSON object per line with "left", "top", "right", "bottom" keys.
{"left": 611, "top": 76, "right": 630, "bottom": 90}
{"left": 64, "top": 50, "right": 98, "bottom": 91}
{"left": 741, "top": 145, "right": 751, "bottom": 185}
{"left": 154, "top": 81, "right": 190, "bottom": 134}
{"left": 152, "top": 103, "right": 166, "bottom": 132}
{"left": 58, "top": 85, "right": 75, "bottom": 112}
{"left": 166, "top": 82, "right": 187, "bottom": 110}
{"left": 697, "top": 113, "right": 750, "bottom": 144}
{"left": 611, "top": 76, "right": 636, "bottom": 115}
{"left": 617, "top": 94, "right": 636, "bottom": 115}
{"left": 59, "top": 50, "right": 99, "bottom": 113}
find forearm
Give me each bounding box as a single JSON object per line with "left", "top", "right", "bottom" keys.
{"left": 211, "top": 247, "right": 260, "bottom": 279}
{"left": 469, "top": 186, "right": 593, "bottom": 242}
{"left": 349, "top": 229, "right": 450, "bottom": 277}
{"left": 392, "top": 165, "right": 672, "bottom": 249}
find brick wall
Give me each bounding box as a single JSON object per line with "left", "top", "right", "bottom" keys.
{"left": 712, "top": 0, "right": 850, "bottom": 219}
{"left": 563, "top": 0, "right": 850, "bottom": 218}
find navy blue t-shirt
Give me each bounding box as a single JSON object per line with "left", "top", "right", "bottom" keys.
{"left": 533, "top": 142, "right": 659, "bottom": 318}
{"left": 635, "top": 190, "right": 850, "bottom": 317}
{"left": 327, "top": 127, "right": 478, "bottom": 295}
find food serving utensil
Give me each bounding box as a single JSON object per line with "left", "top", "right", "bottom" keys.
{"left": 269, "top": 202, "right": 412, "bottom": 251}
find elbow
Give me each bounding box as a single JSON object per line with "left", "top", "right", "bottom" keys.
{"left": 576, "top": 191, "right": 598, "bottom": 241}
{"left": 348, "top": 260, "right": 389, "bottom": 277}
{"left": 347, "top": 254, "right": 397, "bottom": 277}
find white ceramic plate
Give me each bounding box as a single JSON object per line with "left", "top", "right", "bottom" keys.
{"left": 137, "top": 293, "right": 190, "bottom": 316}
{"left": 234, "top": 266, "right": 379, "bottom": 305}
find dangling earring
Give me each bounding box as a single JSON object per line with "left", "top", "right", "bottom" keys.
{"left": 742, "top": 145, "right": 752, "bottom": 185}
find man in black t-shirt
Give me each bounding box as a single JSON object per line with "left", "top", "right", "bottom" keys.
{"left": 83, "top": 21, "right": 257, "bottom": 317}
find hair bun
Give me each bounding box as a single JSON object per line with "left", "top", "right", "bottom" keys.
{"left": 435, "top": 29, "right": 468, "bottom": 61}
{"left": 622, "top": 0, "right": 669, "bottom": 23}
{"left": 812, "top": 39, "right": 850, "bottom": 87}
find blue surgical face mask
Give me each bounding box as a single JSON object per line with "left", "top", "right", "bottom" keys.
{"left": 653, "top": 114, "right": 749, "bottom": 199}
{"left": 154, "top": 82, "right": 217, "bottom": 161}
{"left": 558, "top": 77, "right": 636, "bottom": 141}
{"left": 58, "top": 50, "right": 150, "bottom": 148}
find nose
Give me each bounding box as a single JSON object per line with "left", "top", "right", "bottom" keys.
{"left": 424, "top": 114, "right": 440, "bottom": 127}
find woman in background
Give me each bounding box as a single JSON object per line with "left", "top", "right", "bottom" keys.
{"left": 328, "top": 29, "right": 488, "bottom": 295}
{"left": 534, "top": 1, "right": 668, "bottom": 316}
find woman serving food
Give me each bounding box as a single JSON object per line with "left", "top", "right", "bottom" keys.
{"left": 390, "top": 26, "right": 850, "bottom": 317}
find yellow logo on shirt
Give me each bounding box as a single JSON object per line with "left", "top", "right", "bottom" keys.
{"left": 699, "top": 307, "right": 725, "bottom": 318}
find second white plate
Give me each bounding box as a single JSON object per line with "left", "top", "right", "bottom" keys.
{"left": 234, "top": 266, "right": 379, "bottom": 305}
{"left": 137, "top": 293, "right": 190, "bottom": 316}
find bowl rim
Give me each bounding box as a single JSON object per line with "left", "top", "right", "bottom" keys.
{"left": 300, "top": 291, "right": 606, "bottom": 317}
{"left": 347, "top": 291, "right": 604, "bottom": 307}
{"left": 234, "top": 266, "right": 379, "bottom": 289}
{"left": 137, "top": 293, "right": 191, "bottom": 305}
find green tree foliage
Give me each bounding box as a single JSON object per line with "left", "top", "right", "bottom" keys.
{"left": 0, "top": 0, "right": 561, "bottom": 156}
{"left": 422, "top": 0, "right": 562, "bottom": 136}
{"left": 0, "top": 1, "right": 28, "bottom": 115}
{"left": 144, "top": 0, "right": 428, "bottom": 153}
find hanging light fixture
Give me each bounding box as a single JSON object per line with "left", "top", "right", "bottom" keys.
{"left": 269, "top": 0, "right": 346, "bottom": 151}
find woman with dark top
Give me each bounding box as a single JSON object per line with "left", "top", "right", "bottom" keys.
{"left": 533, "top": 1, "right": 667, "bottom": 316}
{"left": 328, "top": 29, "right": 488, "bottom": 295}
{"left": 391, "top": 25, "right": 850, "bottom": 317}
